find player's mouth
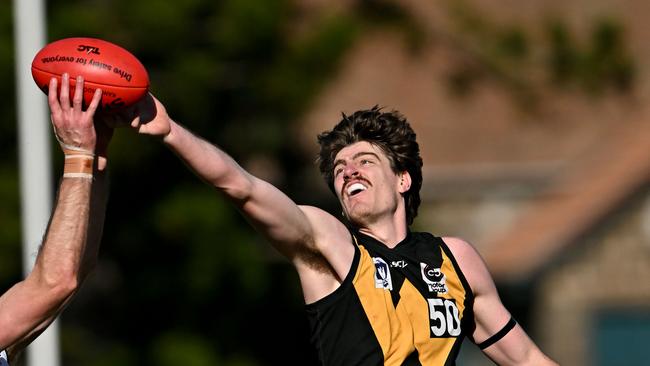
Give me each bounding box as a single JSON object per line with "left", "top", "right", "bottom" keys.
{"left": 345, "top": 182, "right": 368, "bottom": 197}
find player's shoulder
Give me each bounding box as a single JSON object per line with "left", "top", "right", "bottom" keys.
{"left": 408, "top": 232, "right": 478, "bottom": 258}
{"left": 440, "top": 236, "right": 481, "bottom": 258}
{"left": 298, "top": 204, "right": 335, "bottom": 218}
{"left": 298, "top": 205, "right": 348, "bottom": 233}
{"left": 440, "top": 236, "right": 495, "bottom": 291}
{"left": 298, "top": 205, "right": 352, "bottom": 247}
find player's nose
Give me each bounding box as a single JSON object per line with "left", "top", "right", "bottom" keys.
{"left": 343, "top": 164, "right": 360, "bottom": 181}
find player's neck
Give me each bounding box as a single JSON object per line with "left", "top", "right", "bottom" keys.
{"left": 357, "top": 217, "right": 408, "bottom": 249}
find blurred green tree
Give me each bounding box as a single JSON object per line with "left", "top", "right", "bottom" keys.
{"left": 0, "top": 1, "right": 22, "bottom": 295}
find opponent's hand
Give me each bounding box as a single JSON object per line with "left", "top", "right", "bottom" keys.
{"left": 48, "top": 73, "right": 102, "bottom": 154}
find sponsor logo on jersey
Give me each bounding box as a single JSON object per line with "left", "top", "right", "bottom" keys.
{"left": 390, "top": 260, "right": 408, "bottom": 268}
{"left": 420, "top": 263, "right": 448, "bottom": 294}
{"left": 373, "top": 257, "right": 393, "bottom": 290}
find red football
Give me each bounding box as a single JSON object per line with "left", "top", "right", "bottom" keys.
{"left": 31, "top": 37, "right": 149, "bottom": 111}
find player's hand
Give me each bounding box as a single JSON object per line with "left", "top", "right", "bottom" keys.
{"left": 48, "top": 74, "right": 102, "bottom": 154}
{"left": 130, "top": 93, "right": 172, "bottom": 138}
{"left": 103, "top": 93, "right": 172, "bottom": 139}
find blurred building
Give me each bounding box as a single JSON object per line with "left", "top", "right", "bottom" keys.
{"left": 297, "top": 0, "right": 650, "bottom": 364}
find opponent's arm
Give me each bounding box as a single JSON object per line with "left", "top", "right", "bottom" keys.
{"left": 1, "top": 178, "right": 93, "bottom": 359}
{"left": 443, "top": 237, "right": 558, "bottom": 366}
{"left": 0, "top": 75, "right": 109, "bottom": 361}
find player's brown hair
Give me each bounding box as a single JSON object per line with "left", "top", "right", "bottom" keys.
{"left": 317, "top": 106, "right": 423, "bottom": 225}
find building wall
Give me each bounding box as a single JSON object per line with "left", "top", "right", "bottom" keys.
{"left": 534, "top": 188, "right": 650, "bottom": 365}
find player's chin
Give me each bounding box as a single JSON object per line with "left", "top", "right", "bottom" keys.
{"left": 345, "top": 208, "right": 372, "bottom": 225}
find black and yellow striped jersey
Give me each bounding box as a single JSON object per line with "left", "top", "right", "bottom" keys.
{"left": 305, "top": 230, "right": 474, "bottom": 366}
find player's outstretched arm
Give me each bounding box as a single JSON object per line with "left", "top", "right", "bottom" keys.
{"left": 0, "top": 75, "right": 110, "bottom": 362}
{"left": 125, "top": 95, "right": 341, "bottom": 262}
{"left": 443, "top": 237, "right": 559, "bottom": 366}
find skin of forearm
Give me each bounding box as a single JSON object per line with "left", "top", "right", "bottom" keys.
{"left": 164, "top": 122, "right": 253, "bottom": 201}
{"left": 33, "top": 177, "right": 92, "bottom": 291}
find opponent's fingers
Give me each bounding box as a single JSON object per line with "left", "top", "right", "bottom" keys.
{"left": 59, "top": 73, "right": 71, "bottom": 109}
{"left": 47, "top": 77, "right": 62, "bottom": 115}
{"left": 86, "top": 88, "right": 103, "bottom": 116}
{"left": 72, "top": 75, "right": 84, "bottom": 111}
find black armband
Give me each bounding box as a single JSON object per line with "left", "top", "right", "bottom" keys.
{"left": 477, "top": 317, "right": 517, "bottom": 350}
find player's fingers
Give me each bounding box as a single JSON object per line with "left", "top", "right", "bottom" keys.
{"left": 86, "top": 88, "right": 103, "bottom": 116}
{"left": 47, "top": 77, "right": 61, "bottom": 115}
{"left": 59, "top": 73, "right": 71, "bottom": 109}
{"left": 131, "top": 116, "right": 141, "bottom": 128}
{"left": 72, "top": 75, "right": 84, "bottom": 111}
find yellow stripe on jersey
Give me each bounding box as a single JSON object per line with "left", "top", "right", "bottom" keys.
{"left": 353, "top": 245, "right": 415, "bottom": 365}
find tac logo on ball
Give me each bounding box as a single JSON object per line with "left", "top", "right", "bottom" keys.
{"left": 76, "top": 45, "right": 101, "bottom": 55}
{"left": 31, "top": 37, "right": 149, "bottom": 111}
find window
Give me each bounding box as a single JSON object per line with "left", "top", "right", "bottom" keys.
{"left": 592, "top": 309, "right": 650, "bottom": 366}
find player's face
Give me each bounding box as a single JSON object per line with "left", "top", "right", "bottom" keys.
{"left": 332, "top": 141, "right": 408, "bottom": 226}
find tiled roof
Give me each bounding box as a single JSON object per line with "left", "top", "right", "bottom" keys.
{"left": 484, "top": 116, "right": 650, "bottom": 283}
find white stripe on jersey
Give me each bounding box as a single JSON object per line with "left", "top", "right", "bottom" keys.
{"left": 0, "top": 350, "right": 8, "bottom": 366}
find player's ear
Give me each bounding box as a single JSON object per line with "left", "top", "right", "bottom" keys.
{"left": 398, "top": 171, "right": 411, "bottom": 193}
